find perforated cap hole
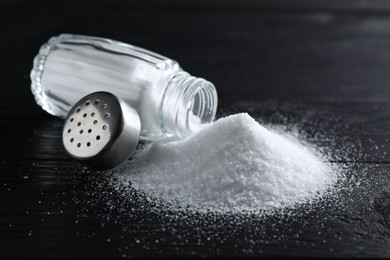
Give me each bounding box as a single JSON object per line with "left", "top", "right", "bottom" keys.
{"left": 77, "top": 143, "right": 81, "bottom": 148}
{"left": 95, "top": 99, "right": 100, "bottom": 105}
{"left": 91, "top": 112, "right": 95, "bottom": 117}
{"left": 87, "top": 142, "right": 91, "bottom": 147}
{"left": 102, "top": 104, "right": 107, "bottom": 109}
{"left": 67, "top": 129, "right": 71, "bottom": 133}
{"left": 76, "top": 107, "right": 81, "bottom": 113}
{"left": 70, "top": 138, "right": 74, "bottom": 143}
{"left": 88, "top": 129, "right": 92, "bottom": 133}
{"left": 77, "top": 122, "right": 81, "bottom": 126}
{"left": 93, "top": 120, "right": 98, "bottom": 125}
{"left": 85, "top": 101, "right": 90, "bottom": 106}
{"left": 96, "top": 135, "right": 100, "bottom": 140}
{"left": 102, "top": 125, "right": 107, "bottom": 130}
{"left": 83, "top": 113, "right": 87, "bottom": 118}
{"left": 70, "top": 118, "right": 74, "bottom": 122}
{"left": 80, "top": 130, "right": 84, "bottom": 134}
{"left": 105, "top": 113, "right": 110, "bottom": 119}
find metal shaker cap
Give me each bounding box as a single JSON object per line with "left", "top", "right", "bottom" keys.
{"left": 62, "top": 91, "right": 140, "bottom": 170}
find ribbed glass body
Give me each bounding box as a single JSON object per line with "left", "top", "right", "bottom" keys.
{"left": 31, "top": 34, "right": 217, "bottom": 140}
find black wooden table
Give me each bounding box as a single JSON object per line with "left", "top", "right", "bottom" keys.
{"left": 2, "top": 1, "right": 390, "bottom": 257}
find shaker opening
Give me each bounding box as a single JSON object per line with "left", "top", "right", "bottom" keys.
{"left": 187, "top": 82, "right": 218, "bottom": 133}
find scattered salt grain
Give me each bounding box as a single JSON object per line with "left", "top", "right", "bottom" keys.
{"left": 114, "top": 113, "right": 338, "bottom": 214}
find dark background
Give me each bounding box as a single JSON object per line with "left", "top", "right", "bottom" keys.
{"left": 2, "top": 0, "right": 390, "bottom": 257}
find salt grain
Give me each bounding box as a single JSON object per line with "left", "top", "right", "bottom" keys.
{"left": 114, "top": 113, "right": 338, "bottom": 214}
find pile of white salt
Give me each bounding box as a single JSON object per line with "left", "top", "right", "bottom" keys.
{"left": 114, "top": 113, "right": 338, "bottom": 214}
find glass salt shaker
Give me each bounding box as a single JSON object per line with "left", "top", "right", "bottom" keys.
{"left": 31, "top": 34, "right": 218, "bottom": 141}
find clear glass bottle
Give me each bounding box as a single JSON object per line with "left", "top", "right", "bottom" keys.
{"left": 31, "top": 34, "right": 218, "bottom": 141}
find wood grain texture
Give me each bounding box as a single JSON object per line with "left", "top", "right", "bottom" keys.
{"left": 1, "top": 1, "right": 390, "bottom": 257}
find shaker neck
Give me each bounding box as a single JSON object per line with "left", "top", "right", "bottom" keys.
{"left": 161, "top": 71, "right": 218, "bottom": 139}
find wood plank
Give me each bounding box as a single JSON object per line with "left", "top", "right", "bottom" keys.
{"left": 1, "top": 160, "right": 390, "bottom": 257}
